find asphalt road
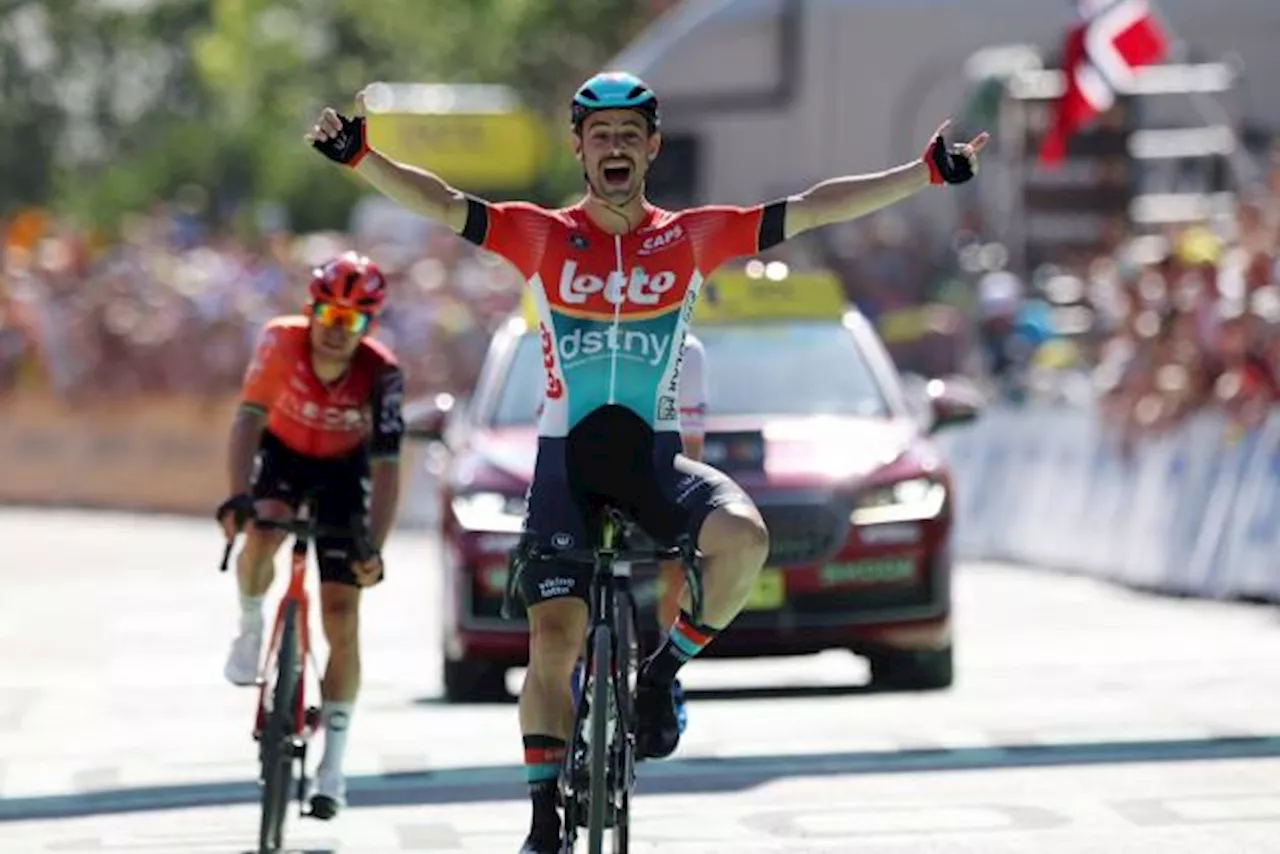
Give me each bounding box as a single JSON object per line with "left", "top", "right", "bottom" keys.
{"left": 1, "top": 508, "right": 1279, "bottom": 853}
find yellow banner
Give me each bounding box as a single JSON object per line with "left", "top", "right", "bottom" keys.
{"left": 367, "top": 111, "right": 549, "bottom": 190}
{"left": 694, "top": 267, "right": 847, "bottom": 325}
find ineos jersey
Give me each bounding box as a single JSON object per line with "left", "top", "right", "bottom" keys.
{"left": 462, "top": 199, "right": 783, "bottom": 437}
{"left": 240, "top": 316, "right": 405, "bottom": 460}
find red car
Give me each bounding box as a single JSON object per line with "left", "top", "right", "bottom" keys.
{"left": 408, "top": 269, "right": 980, "bottom": 702}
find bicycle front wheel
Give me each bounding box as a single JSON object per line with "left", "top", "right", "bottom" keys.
{"left": 587, "top": 625, "right": 613, "bottom": 854}
{"left": 258, "top": 601, "right": 300, "bottom": 854}
{"left": 612, "top": 592, "right": 640, "bottom": 854}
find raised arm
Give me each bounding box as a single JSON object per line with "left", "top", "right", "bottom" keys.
{"left": 306, "top": 89, "right": 471, "bottom": 233}
{"left": 782, "top": 122, "right": 989, "bottom": 239}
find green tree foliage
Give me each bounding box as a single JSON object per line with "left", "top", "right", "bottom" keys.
{"left": 2, "top": 0, "right": 654, "bottom": 232}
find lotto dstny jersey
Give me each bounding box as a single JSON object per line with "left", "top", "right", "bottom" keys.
{"left": 462, "top": 199, "right": 783, "bottom": 437}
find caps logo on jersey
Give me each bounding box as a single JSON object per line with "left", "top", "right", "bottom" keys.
{"left": 569, "top": 233, "right": 589, "bottom": 250}
{"left": 637, "top": 223, "right": 684, "bottom": 256}
{"left": 554, "top": 259, "right": 683, "bottom": 316}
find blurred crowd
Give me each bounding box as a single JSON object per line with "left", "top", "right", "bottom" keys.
{"left": 956, "top": 143, "right": 1280, "bottom": 448}
{"left": 0, "top": 193, "right": 523, "bottom": 405}
{"left": 4, "top": 148, "right": 1280, "bottom": 447}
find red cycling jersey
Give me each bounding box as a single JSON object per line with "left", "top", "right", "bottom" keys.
{"left": 459, "top": 198, "right": 783, "bottom": 437}
{"left": 240, "top": 316, "right": 405, "bottom": 460}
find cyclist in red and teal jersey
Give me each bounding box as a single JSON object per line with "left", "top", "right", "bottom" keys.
{"left": 308, "top": 71, "right": 985, "bottom": 854}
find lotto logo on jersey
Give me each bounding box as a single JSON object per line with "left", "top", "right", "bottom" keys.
{"left": 554, "top": 260, "right": 685, "bottom": 317}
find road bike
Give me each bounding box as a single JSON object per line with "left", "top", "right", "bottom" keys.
{"left": 219, "top": 505, "right": 371, "bottom": 854}
{"left": 504, "top": 507, "right": 703, "bottom": 853}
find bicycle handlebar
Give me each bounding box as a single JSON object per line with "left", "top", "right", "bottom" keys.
{"left": 548, "top": 545, "right": 685, "bottom": 565}
{"left": 218, "top": 514, "right": 374, "bottom": 573}
{"left": 249, "top": 518, "right": 368, "bottom": 539}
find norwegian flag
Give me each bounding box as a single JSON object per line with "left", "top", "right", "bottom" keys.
{"left": 1038, "top": 0, "right": 1169, "bottom": 166}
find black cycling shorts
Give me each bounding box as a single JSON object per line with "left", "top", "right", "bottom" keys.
{"left": 251, "top": 430, "right": 371, "bottom": 587}
{"left": 518, "top": 405, "right": 750, "bottom": 608}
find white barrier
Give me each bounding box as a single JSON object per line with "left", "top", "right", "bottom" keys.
{"left": 937, "top": 406, "right": 1280, "bottom": 603}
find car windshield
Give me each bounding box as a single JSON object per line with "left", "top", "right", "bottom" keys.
{"left": 489, "top": 322, "right": 890, "bottom": 426}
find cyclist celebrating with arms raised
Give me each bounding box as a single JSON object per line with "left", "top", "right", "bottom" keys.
{"left": 308, "top": 73, "right": 984, "bottom": 853}
{"left": 217, "top": 252, "right": 405, "bottom": 821}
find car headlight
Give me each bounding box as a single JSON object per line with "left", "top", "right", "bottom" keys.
{"left": 451, "top": 491, "right": 526, "bottom": 533}
{"left": 852, "top": 478, "right": 946, "bottom": 526}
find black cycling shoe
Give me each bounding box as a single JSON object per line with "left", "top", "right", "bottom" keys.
{"left": 635, "top": 673, "right": 681, "bottom": 760}
{"left": 307, "top": 794, "right": 340, "bottom": 821}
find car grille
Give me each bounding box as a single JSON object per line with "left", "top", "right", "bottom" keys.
{"left": 758, "top": 501, "right": 849, "bottom": 566}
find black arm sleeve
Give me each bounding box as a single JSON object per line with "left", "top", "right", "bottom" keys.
{"left": 370, "top": 365, "right": 405, "bottom": 460}
{"left": 460, "top": 196, "right": 489, "bottom": 246}
{"left": 758, "top": 200, "right": 787, "bottom": 252}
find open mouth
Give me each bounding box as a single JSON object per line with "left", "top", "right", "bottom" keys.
{"left": 602, "top": 162, "right": 633, "bottom": 187}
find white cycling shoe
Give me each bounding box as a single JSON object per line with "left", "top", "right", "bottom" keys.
{"left": 223, "top": 627, "right": 262, "bottom": 687}
{"left": 308, "top": 766, "right": 347, "bottom": 820}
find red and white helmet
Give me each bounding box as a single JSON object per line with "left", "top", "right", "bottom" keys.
{"left": 309, "top": 251, "right": 388, "bottom": 317}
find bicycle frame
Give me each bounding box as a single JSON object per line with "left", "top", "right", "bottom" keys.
{"left": 584, "top": 512, "right": 625, "bottom": 675}
{"left": 221, "top": 507, "right": 371, "bottom": 854}
{"left": 253, "top": 534, "right": 318, "bottom": 743}
{"left": 501, "top": 510, "right": 702, "bottom": 854}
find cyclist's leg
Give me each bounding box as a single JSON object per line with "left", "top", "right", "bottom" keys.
{"left": 517, "top": 439, "right": 591, "bottom": 853}
{"left": 633, "top": 435, "right": 768, "bottom": 758}
{"left": 656, "top": 558, "right": 684, "bottom": 627}
{"left": 669, "top": 444, "right": 768, "bottom": 627}
{"left": 225, "top": 431, "right": 293, "bottom": 686}
{"left": 308, "top": 451, "right": 371, "bottom": 816}
{"left": 655, "top": 557, "right": 688, "bottom": 732}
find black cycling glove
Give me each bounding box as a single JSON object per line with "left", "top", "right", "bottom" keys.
{"left": 216, "top": 493, "right": 256, "bottom": 529}
{"left": 924, "top": 134, "right": 978, "bottom": 185}
{"left": 311, "top": 114, "right": 370, "bottom": 167}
